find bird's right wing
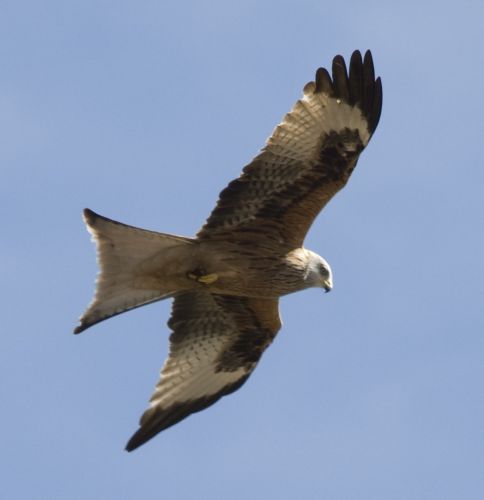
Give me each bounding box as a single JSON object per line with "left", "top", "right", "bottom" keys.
{"left": 125, "top": 291, "right": 281, "bottom": 451}
{"left": 197, "top": 50, "right": 382, "bottom": 247}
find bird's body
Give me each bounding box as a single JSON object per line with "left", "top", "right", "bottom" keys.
{"left": 190, "top": 243, "right": 322, "bottom": 298}
{"left": 75, "top": 50, "right": 382, "bottom": 451}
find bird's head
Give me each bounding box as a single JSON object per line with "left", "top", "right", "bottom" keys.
{"left": 305, "top": 250, "right": 333, "bottom": 292}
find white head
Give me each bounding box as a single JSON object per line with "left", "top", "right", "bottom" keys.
{"left": 304, "top": 250, "right": 333, "bottom": 292}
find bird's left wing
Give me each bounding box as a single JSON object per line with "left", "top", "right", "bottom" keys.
{"left": 197, "top": 50, "right": 382, "bottom": 247}
{"left": 125, "top": 291, "right": 281, "bottom": 451}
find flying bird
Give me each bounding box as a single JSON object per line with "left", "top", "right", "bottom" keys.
{"left": 75, "top": 50, "right": 382, "bottom": 451}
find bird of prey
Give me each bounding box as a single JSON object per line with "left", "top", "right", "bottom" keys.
{"left": 75, "top": 50, "right": 382, "bottom": 451}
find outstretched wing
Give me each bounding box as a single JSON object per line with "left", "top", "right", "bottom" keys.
{"left": 125, "top": 291, "right": 281, "bottom": 451}
{"left": 197, "top": 50, "right": 382, "bottom": 246}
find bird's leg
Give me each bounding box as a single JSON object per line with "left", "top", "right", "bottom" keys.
{"left": 187, "top": 267, "right": 219, "bottom": 285}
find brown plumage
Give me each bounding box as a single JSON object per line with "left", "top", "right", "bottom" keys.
{"left": 74, "top": 50, "right": 382, "bottom": 451}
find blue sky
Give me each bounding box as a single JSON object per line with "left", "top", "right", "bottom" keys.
{"left": 2, "top": 1, "right": 484, "bottom": 499}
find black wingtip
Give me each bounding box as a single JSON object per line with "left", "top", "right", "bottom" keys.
{"left": 124, "top": 407, "right": 184, "bottom": 452}
{"left": 314, "top": 50, "right": 382, "bottom": 137}
{"left": 331, "top": 55, "right": 349, "bottom": 102}
{"left": 125, "top": 427, "right": 156, "bottom": 452}
{"left": 315, "top": 67, "right": 333, "bottom": 95}
{"left": 348, "top": 50, "right": 363, "bottom": 106}
{"left": 348, "top": 49, "right": 381, "bottom": 135}
{"left": 125, "top": 438, "right": 139, "bottom": 452}
{"left": 73, "top": 324, "right": 85, "bottom": 334}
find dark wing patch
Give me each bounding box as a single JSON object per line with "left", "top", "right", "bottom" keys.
{"left": 125, "top": 292, "right": 280, "bottom": 451}
{"left": 197, "top": 50, "right": 382, "bottom": 246}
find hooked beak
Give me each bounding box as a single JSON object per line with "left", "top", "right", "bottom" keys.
{"left": 323, "top": 279, "right": 332, "bottom": 293}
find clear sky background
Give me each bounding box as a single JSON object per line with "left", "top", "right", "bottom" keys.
{"left": 2, "top": 1, "right": 484, "bottom": 499}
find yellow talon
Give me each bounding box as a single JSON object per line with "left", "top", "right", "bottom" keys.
{"left": 197, "top": 273, "right": 219, "bottom": 284}
{"left": 187, "top": 272, "right": 219, "bottom": 284}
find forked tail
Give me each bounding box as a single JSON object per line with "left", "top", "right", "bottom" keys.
{"left": 74, "top": 209, "right": 195, "bottom": 333}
